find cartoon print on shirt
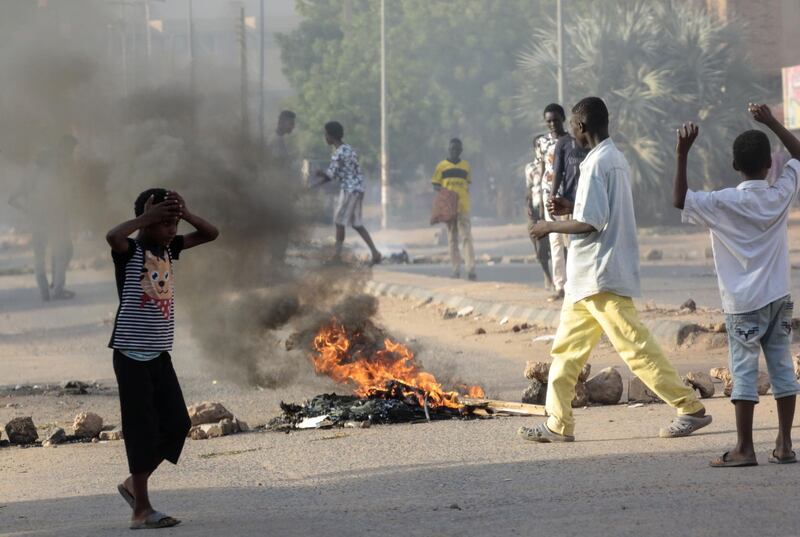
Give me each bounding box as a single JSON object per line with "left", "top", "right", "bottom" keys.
{"left": 140, "top": 250, "right": 173, "bottom": 319}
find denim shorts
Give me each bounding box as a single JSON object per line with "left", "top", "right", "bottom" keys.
{"left": 725, "top": 295, "right": 800, "bottom": 402}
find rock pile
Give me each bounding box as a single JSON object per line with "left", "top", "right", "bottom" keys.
{"left": 186, "top": 402, "right": 249, "bottom": 440}
{"left": 585, "top": 367, "right": 623, "bottom": 405}
{"left": 683, "top": 371, "right": 715, "bottom": 398}
{"left": 99, "top": 426, "right": 123, "bottom": 441}
{"left": 522, "top": 361, "right": 601, "bottom": 407}
{"left": 5, "top": 417, "right": 38, "bottom": 445}
{"left": 73, "top": 412, "right": 104, "bottom": 438}
{"left": 42, "top": 427, "right": 67, "bottom": 447}
{"left": 709, "top": 367, "right": 770, "bottom": 397}
{"left": 628, "top": 377, "right": 661, "bottom": 403}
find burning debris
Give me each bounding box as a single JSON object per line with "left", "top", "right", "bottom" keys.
{"left": 312, "top": 320, "right": 484, "bottom": 409}
{"left": 270, "top": 319, "right": 543, "bottom": 431}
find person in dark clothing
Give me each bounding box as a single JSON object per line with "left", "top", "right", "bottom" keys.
{"left": 552, "top": 134, "right": 589, "bottom": 206}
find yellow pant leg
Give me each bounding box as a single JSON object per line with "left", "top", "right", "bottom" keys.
{"left": 546, "top": 300, "right": 604, "bottom": 436}
{"left": 585, "top": 292, "right": 704, "bottom": 416}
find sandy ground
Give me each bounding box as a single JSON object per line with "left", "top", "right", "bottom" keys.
{"left": 3, "top": 262, "right": 800, "bottom": 536}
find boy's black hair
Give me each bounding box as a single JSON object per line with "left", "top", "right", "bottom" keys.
{"left": 543, "top": 103, "right": 566, "bottom": 120}
{"left": 572, "top": 97, "right": 609, "bottom": 130}
{"left": 134, "top": 188, "right": 168, "bottom": 217}
{"left": 733, "top": 130, "right": 771, "bottom": 176}
{"left": 279, "top": 110, "right": 296, "bottom": 121}
{"left": 450, "top": 138, "right": 462, "bottom": 145}
{"left": 324, "top": 121, "right": 344, "bottom": 141}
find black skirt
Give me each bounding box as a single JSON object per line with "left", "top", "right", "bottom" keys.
{"left": 113, "top": 350, "right": 191, "bottom": 474}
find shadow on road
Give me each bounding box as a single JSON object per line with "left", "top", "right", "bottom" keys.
{"left": 3, "top": 446, "right": 799, "bottom": 537}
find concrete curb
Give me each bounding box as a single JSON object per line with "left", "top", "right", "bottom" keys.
{"left": 364, "top": 280, "right": 701, "bottom": 348}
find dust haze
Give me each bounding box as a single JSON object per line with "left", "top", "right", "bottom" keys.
{"left": 0, "top": 1, "right": 381, "bottom": 389}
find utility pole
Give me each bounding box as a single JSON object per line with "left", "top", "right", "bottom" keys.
{"left": 259, "top": 0, "right": 265, "bottom": 150}
{"left": 556, "top": 0, "right": 564, "bottom": 105}
{"left": 380, "top": 0, "right": 390, "bottom": 229}
{"left": 187, "top": 0, "right": 196, "bottom": 136}
{"left": 120, "top": 3, "right": 129, "bottom": 98}
{"left": 237, "top": 5, "right": 249, "bottom": 141}
{"left": 144, "top": 1, "right": 152, "bottom": 59}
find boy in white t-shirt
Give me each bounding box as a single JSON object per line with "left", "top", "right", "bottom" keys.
{"left": 675, "top": 104, "right": 800, "bottom": 467}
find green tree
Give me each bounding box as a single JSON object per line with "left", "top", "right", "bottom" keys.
{"left": 516, "top": 0, "right": 769, "bottom": 224}
{"left": 278, "top": 0, "right": 549, "bottom": 218}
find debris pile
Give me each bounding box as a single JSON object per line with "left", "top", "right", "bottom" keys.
{"left": 522, "top": 361, "right": 593, "bottom": 407}
{"left": 187, "top": 401, "right": 249, "bottom": 440}
{"left": 267, "top": 392, "right": 448, "bottom": 432}
{"left": 267, "top": 391, "right": 545, "bottom": 432}
{"left": 2, "top": 412, "right": 126, "bottom": 448}
{"left": 0, "top": 380, "right": 109, "bottom": 397}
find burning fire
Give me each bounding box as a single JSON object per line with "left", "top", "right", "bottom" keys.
{"left": 312, "top": 321, "right": 484, "bottom": 409}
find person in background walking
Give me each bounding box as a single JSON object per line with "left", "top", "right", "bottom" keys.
{"left": 8, "top": 134, "right": 77, "bottom": 301}
{"left": 432, "top": 138, "right": 476, "bottom": 280}
{"left": 266, "top": 110, "right": 298, "bottom": 271}
{"left": 315, "top": 121, "right": 382, "bottom": 266}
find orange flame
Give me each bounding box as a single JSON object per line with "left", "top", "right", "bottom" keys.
{"left": 312, "top": 321, "right": 484, "bottom": 409}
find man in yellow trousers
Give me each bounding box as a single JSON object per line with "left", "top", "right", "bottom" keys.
{"left": 520, "top": 97, "right": 712, "bottom": 442}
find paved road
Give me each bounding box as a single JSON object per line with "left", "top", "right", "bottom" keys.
{"left": 379, "top": 263, "right": 800, "bottom": 310}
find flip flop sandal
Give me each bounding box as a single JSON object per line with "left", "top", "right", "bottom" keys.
{"left": 768, "top": 450, "right": 797, "bottom": 464}
{"left": 517, "top": 422, "right": 575, "bottom": 443}
{"left": 117, "top": 484, "right": 135, "bottom": 510}
{"left": 130, "top": 511, "right": 181, "bottom": 530}
{"left": 658, "top": 414, "right": 713, "bottom": 438}
{"left": 710, "top": 451, "right": 758, "bottom": 468}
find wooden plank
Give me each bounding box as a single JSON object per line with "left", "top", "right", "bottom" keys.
{"left": 461, "top": 398, "right": 547, "bottom": 416}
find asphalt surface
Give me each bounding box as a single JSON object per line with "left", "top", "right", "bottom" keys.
{"left": 3, "top": 267, "right": 800, "bottom": 537}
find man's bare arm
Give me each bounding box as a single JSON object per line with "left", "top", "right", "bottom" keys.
{"left": 673, "top": 123, "right": 699, "bottom": 210}
{"left": 529, "top": 219, "right": 595, "bottom": 239}
{"left": 750, "top": 103, "right": 800, "bottom": 160}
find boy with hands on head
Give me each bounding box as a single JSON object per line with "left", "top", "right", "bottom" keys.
{"left": 106, "top": 189, "right": 218, "bottom": 528}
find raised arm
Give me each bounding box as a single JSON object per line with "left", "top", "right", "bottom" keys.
{"left": 105, "top": 195, "right": 182, "bottom": 253}
{"left": 167, "top": 191, "right": 219, "bottom": 249}
{"left": 673, "top": 123, "right": 699, "bottom": 210}
{"left": 750, "top": 103, "right": 800, "bottom": 160}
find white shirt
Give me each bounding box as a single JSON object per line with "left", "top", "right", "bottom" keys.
{"left": 566, "top": 138, "right": 641, "bottom": 303}
{"left": 682, "top": 159, "right": 800, "bottom": 313}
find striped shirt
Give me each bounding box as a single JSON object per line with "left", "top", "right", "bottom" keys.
{"left": 109, "top": 237, "right": 184, "bottom": 351}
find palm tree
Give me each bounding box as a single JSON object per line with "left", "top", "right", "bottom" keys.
{"left": 516, "top": 0, "right": 768, "bottom": 223}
